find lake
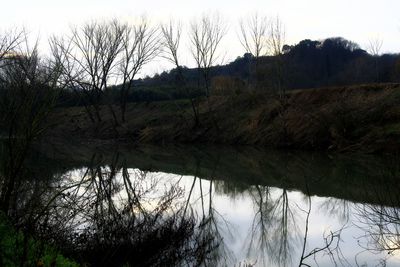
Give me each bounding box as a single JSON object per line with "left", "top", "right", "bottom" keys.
{"left": 6, "top": 142, "right": 400, "bottom": 266}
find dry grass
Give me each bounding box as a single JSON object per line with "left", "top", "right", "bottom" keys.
{"left": 46, "top": 83, "right": 400, "bottom": 153}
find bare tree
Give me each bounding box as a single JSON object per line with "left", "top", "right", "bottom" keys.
{"left": 161, "top": 20, "right": 182, "bottom": 68}
{"left": 367, "top": 36, "right": 383, "bottom": 82}
{"left": 268, "top": 16, "right": 286, "bottom": 96}
{"left": 118, "top": 17, "right": 160, "bottom": 122}
{"left": 189, "top": 14, "right": 227, "bottom": 97}
{"left": 268, "top": 16, "right": 285, "bottom": 57}
{"left": 161, "top": 20, "right": 200, "bottom": 126}
{"left": 0, "top": 33, "right": 62, "bottom": 213}
{"left": 238, "top": 13, "right": 269, "bottom": 58}
{"left": 0, "top": 29, "right": 25, "bottom": 86}
{"left": 51, "top": 20, "right": 125, "bottom": 124}
{"left": 238, "top": 13, "right": 270, "bottom": 90}
{"left": 0, "top": 28, "right": 24, "bottom": 61}
{"left": 367, "top": 36, "right": 383, "bottom": 56}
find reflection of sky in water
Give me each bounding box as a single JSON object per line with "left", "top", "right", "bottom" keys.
{"left": 178, "top": 173, "right": 400, "bottom": 267}
{"left": 67, "top": 168, "right": 400, "bottom": 267}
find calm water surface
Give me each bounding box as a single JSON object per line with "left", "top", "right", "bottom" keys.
{"left": 23, "top": 144, "right": 400, "bottom": 266}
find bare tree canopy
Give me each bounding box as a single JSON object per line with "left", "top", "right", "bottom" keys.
{"left": 161, "top": 19, "right": 182, "bottom": 67}
{"left": 49, "top": 20, "right": 126, "bottom": 123}
{"left": 0, "top": 28, "right": 25, "bottom": 61}
{"left": 49, "top": 18, "right": 160, "bottom": 123}
{"left": 269, "top": 16, "right": 286, "bottom": 56}
{"left": 367, "top": 36, "right": 383, "bottom": 56}
{"left": 161, "top": 19, "right": 200, "bottom": 126}
{"left": 189, "top": 13, "right": 227, "bottom": 96}
{"left": 238, "top": 13, "right": 269, "bottom": 58}
{"left": 118, "top": 17, "right": 160, "bottom": 122}
{"left": 119, "top": 17, "right": 160, "bottom": 84}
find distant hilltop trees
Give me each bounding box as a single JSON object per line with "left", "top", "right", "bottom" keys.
{"left": 133, "top": 36, "right": 399, "bottom": 97}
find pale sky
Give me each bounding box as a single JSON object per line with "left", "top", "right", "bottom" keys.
{"left": 2, "top": 0, "right": 399, "bottom": 76}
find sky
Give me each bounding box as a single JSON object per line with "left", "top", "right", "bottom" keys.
{"left": 1, "top": 0, "right": 399, "bottom": 76}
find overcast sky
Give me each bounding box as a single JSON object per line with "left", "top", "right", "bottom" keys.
{"left": 2, "top": 0, "right": 399, "bottom": 76}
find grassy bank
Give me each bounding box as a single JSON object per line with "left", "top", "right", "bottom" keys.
{"left": 0, "top": 212, "right": 78, "bottom": 267}
{"left": 47, "top": 83, "right": 400, "bottom": 153}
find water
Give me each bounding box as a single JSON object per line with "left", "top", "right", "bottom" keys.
{"left": 6, "top": 143, "right": 400, "bottom": 266}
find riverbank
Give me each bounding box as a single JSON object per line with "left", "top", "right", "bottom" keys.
{"left": 46, "top": 83, "right": 400, "bottom": 153}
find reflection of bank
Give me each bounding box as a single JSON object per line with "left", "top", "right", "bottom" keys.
{"left": 34, "top": 142, "right": 400, "bottom": 206}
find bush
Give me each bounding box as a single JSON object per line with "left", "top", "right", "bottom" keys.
{"left": 0, "top": 212, "right": 78, "bottom": 267}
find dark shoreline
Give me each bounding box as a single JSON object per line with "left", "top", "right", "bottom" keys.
{"left": 32, "top": 139, "right": 400, "bottom": 206}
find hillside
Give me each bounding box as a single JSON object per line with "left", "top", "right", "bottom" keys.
{"left": 56, "top": 37, "right": 400, "bottom": 107}
{"left": 46, "top": 83, "right": 400, "bottom": 153}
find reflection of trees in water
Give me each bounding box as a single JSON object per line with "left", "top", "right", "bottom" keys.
{"left": 319, "top": 197, "right": 351, "bottom": 224}
{"left": 3, "top": 152, "right": 226, "bottom": 266}
{"left": 246, "top": 185, "right": 300, "bottom": 266}
{"left": 355, "top": 179, "right": 400, "bottom": 258}
{"left": 242, "top": 184, "right": 351, "bottom": 267}
{"left": 298, "top": 195, "right": 349, "bottom": 267}
{"left": 4, "top": 144, "right": 400, "bottom": 266}
{"left": 184, "top": 175, "right": 233, "bottom": 266}
{"left": 37, "top": 155, "right": 185, "bottom": 265}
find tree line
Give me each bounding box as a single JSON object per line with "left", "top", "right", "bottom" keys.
{"left": 138, "top": 37, "right": 400, "bottom": 96}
